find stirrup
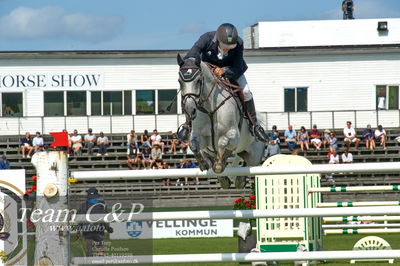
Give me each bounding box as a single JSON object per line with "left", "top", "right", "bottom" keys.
{"left": 177, "top": 124, "right": 190, "bottom": 141}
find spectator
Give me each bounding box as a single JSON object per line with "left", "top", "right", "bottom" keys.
{"left": 361, "top": 124, "right": 375, "bottom": 150}
{"left": 0, "top": 155, "right": 10, "bottom": 170}
{"left": 70, "top": 130, "right": 83, "bottom": 156}
{"left": 184, "top": 159, "right": 199, "bottom": 185}
{"left": 32, "top": 131, "right": 45, "bottom": 153}
{"left": 96, "top": 132, "right": 109, "bottom": 156}
{"left": 309, "top": 124, "right": 322, "bottom": 150}
{"left": 168, "top": 133, "right": 180, "bottom": 154}
{"left": 268, "top": 125, "right": 280, "bottom": 144}
{"left": 329, "top": 150, "right": 339, "bottom": 164}
{"left": 175, "top": 159, "right": 186, "bottom": 186}
{"left": 126, "top": 142, "right": 141, "bottom": 170}
{"left": 343, "top": 121, "right": 360, "bottom": 150}
{"left": 322, "top": 130, "right": 331, "bottom": 150}
{"left": 151, "top": 143, "right": 162, "bottom": 168}
{"left": 140, "top": 130, "right": 151, "bottom": 148}
{"left": 127, "top": 130, "right": 138, "bottom": 147}
{"left": 329, "top": 132, "right": 338, "bottom": 153}
{"left": 264, "top": 139, "right": 281, "bottom": 159}
{"left": 180, "top": 140, "right": 190, "bottom": 154}
{"left": 342, "top": 149, "right": 353, "bottom": 164}
{"left": 21, "top": 132, "right": 34, "bottom": 158}
{"left": 141, "top": 145, "right": 152, "bottom": 169}
{"left": 297, "top": 126, "right": 309, "bottom": 152}
{"left": 84, "top": 128, "right": 96, "bottom": 156}
{"left": 374, "top": 125, "right": 387, "bottom": 149}
{"left": 284, "top": 125, "right": 297, "bottom": 152}
{"left": 150, "top": 129, "right": 165, "bottom": 154}
{"left": 162, "top": 161, "right": 171, "bottom": 186}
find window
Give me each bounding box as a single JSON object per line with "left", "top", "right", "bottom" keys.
{"left": 67, "top": 91, "right": 86, "bottom": 116}
{"left": 91, "top": 91, "right": 101, "bottom": 116}
{"left": 104, "top": 91, "right": 122, "bottom": 115}
{"left": 158, "top": 90, "right": 177, "bottom": 114}
{"left": 2, "top": 93, "right": 22, "bottom": 117}
{"left": 124, "top": 91, "right": 132, "bottom": 115}
{"left": 284, "top": 87, "right": 308, "bottom": 112}
{"left": 44, "top": 91, "right": 64, "bottom": 116}
{"left": 136, "top": 90, "right": 155, "bottom": 114}
{"left": 376, "top": 85, "right": 399, "bottom": 110}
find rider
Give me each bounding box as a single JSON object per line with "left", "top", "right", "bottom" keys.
{"left": 177, "top": 23, "right": 268, "bottom": 142}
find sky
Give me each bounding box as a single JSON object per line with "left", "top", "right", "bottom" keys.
{"left": 0, "top": 0, "right": 399, "bottom": 51}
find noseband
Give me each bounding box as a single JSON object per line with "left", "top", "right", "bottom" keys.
{"left": 179, "top": 65, "right": 203, "bottom": 114}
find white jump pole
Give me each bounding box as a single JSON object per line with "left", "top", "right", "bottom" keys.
{"left": 70, "top": 162, "right": 400, "bottom": 181}
{"left": 317, "top": 201, "right": 400, "bottom": 207}
{"left": 324, "top": 228, "right": 400, "bottom": 235}
{"left": 323, "top": 223, "right": 400, "bottom": 229}
{"left": 72, "top": 250, "right": 400, "bottom": 264}
{"left": 71, "top": 206, "right": 400, "bottom": 223}
{"left": 310, "top": 185, "right": 399, "bottom": 193}
{"left": 323, "top": 216, "right": 400, "bottom": 222}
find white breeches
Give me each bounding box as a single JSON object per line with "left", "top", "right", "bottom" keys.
{"left": 237, "top": 75, "right": 252, "bottom": 101}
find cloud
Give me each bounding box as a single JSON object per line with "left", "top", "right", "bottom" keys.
{"left": 178, "top": 22, "right": 208, "bottom": 34}
{"left": 0, "top": 6, "right": 123, "bottom": 42}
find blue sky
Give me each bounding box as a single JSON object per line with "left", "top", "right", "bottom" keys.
{"left": 0, "top": 0, "right": 399, "bottom": 51}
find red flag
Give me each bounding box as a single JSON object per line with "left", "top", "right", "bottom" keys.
{"left": 50, "top": 132, "right": 69, "bottom": 147}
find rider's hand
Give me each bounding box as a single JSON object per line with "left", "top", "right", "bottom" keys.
{"left": 213, "top": 67, "right": 225, "bottom": 76}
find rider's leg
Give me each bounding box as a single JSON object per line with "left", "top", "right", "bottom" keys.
{"left": 237, "top": 75, "right": 269, "bottom": 142}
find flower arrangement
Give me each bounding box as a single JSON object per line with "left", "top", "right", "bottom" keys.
{"left": 24, "top": 176, "right": 37, "bottom": 228}
{"left": 233, "top": 195, "right": 256, "bottom": 210}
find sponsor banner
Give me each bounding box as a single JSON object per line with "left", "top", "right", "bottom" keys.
{"left": 110, "top": 219, "right": 233, "bottom": 239}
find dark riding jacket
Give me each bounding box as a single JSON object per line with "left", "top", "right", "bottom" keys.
{"left": 184, "top": 31, "right": 248, "bottom": 80}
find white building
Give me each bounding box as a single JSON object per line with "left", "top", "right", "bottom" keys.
{"left": 0, "top": 18, "right": 399, "bottom": 135}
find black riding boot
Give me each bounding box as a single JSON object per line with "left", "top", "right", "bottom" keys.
{"left": 245, "top": 99, "right": 269, "bottom": 142}
{"left": 177, "top": 122, "right": 190, "bottom": 141}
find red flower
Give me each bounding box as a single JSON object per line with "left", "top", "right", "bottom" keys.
{"left": 32, "top": 176, "right": 37, "bottom": 181}
{"left": 27, "top": 218, "right": 35, "bottom": 228}
{"left": 25, "top": 189, "right": 32, "bottom": 194}
{"left": 244, "top": 200, "right": 250, "bottom": 203}
{"left": 249, "top": 195, "right": 255, "bottom": 200}
{"left": 31, "top": 184, "right": 37, "bottom": 191}
{"left": 234, "top": 198, "right": 243, "bottom": 203}
{"left": 245, "top": 203, "right": 251, "bottom": 208}
{"left": 252, "top": 205, "right": 256, "bottom": 209}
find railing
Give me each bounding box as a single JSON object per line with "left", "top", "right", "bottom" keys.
{"left": 0, "top": 109, "right": 399, "bottom": 136}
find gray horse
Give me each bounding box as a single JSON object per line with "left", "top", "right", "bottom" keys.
{"left": 177, "top": 55, "right": 265, "bottom": 189}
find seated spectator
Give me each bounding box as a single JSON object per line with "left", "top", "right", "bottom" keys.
{"left": 342, "top": 149, "right": 353, "bottom": 164}
{"left": 395, "top": 135, "right": 400, "bottom": 143}
{"left": 168, "top": 133, "right": 180, "bottom": 154}
{"left": 284, "top": 125, "right": 297, "bottom": 152}
{"left": 32, "top": 131, "right": 45, "bottom": 153}
{"left": 180, "top": 140, "right": 190, "bottom": 153}
{"left": 361, "top": 124, "right": 375, "bottom": 150}
{"left": 183, "top": 160, "right": 199, "bottom": 185}
{"left": 329, "top": 132, "right": 338, "bottom": 153}
{"left": 374, "top": 125, "right": 387, "bottom": 149}
{"left": 96, "top": 132, "right": 109, "bottom": 156}
{"left": 329, "top": 150, "right": 339, "bottom": 164}
{"left": 126, "top": 142, "right": 141, "bottom": 170}
{"left": 268, "top": 125, "right": 280, "bottom": 144}
{"left": 264, "top": 139, "right": 280, "bottom": 160}
{"left": 150, "top": 129, "right": 165, "bottom": 154}
{"left": 161, "top": 161, "right": 171, "bottom": 186}
{"left": 322, "top": 130, "right": 331, "bottom": 150}
{"left": 84, "top": 128, "right": 96, "bottom": 156}
{"left": 70, "top": 130, "right": 82, "bottom": 156}
{"left": 140, "top": 130, "right": 151, "bottom": 148}
{"left": 141, "top": 145, "right": 152, "bottom": 169}
{"left": 21, "top": 132, "right": 34, "bottom": 158}
{"left": 150, "top": 143, "right": 162, "bottom": 168}
{"left": 309, "top": 124, "right": 322, "bottom": 150}
{"left": 297, "top": 126, "right": 309, "bottom": 152}
{"left": 175, "top": 159, "right": 186, "bottom": 186}
{"left": 127, "top": 130, "right": 138, "bottom": 147}
{"left": 0, "top": 155, "right": 10, "bottom": 170}
{"left": 343, "top": 121, "right": 360, "bottom": 150}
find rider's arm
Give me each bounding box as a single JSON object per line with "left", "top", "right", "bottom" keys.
{"left": 184, "top": 32, "right": 211, "bottom": 61}
{"left": 223, "top": 41, "right": 248, "bottom": 80}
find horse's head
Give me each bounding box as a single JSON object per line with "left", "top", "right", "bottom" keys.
{"left": 177, "top": 54, "right": 202, "bottom": 121}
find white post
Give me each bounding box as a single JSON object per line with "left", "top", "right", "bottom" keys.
{"left": 31, "top": 151, "right": 69, "bottom": 266}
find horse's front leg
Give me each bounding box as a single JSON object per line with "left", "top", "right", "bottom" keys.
{"left": 190, "top": 133, "right": 210, "bottom": 171}
{"left": 213, "top": 127, "right": 239, "bottom": 174}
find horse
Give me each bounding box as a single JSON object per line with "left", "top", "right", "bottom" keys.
{"left": 177, "top": 54, "right": 265, "bottom": 189}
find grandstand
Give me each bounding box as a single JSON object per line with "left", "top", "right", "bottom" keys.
{"left": 4, "top": 127, "right": 400, "bottom": 208}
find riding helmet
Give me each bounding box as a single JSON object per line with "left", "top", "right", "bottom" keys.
{"left": 216, "top": 23, "right": 238, "bottom": 48}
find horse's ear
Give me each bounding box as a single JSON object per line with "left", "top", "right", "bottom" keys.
{"left": 195, "top": 56, "right": 201, "bottom": 67}
{"left": 177, "top": 54, "right": 184, "bottom": 67}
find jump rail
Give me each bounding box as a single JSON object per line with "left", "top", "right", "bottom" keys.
{"left": 71, "top": 206, "right": 400, "bottom": 223}
{"left": 72, "top": 250, "right": 400, "bottom": 264}
{"left": 317, "top": 201, "right": 400, "bottom": 207}
{"left": 324, "top": 228, "right": 400, "bottom": 235}
{"left": 323, "top": 223, "right": 400, "bottom": 229}
{"left": 310, "top": 185, "right": 399, "bottom": 193}
{"left": 70, "top": 162, "right": 400, "bottom": 181}
{"left": 323, "top": 216, "right": 400, "bottom": 222}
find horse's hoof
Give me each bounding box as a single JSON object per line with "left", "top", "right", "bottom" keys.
{"left": 235, "top": 176, "right": 247, "bottom": 189}
{"left": 218, "top": 177, "right": 231, "bottom": 189}
{"left": 213, "top": 163, "right": 224, "bottom": 174}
